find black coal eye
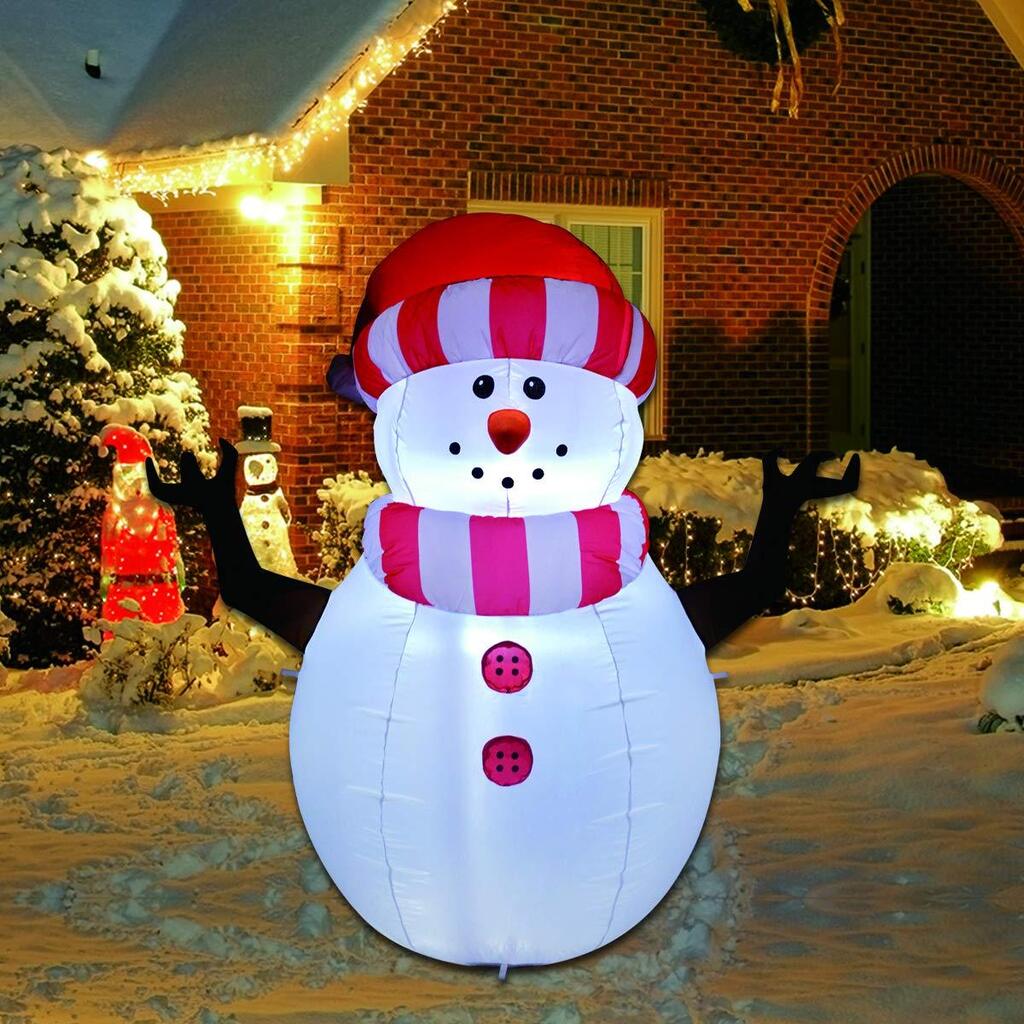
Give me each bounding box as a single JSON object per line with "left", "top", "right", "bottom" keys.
{"left": 449, "top": 442, "right": 461, "bottom": 455}
{"left": 473, "top": 375, "right": 495, "bottom": 399}
{"left": 556, "top": 444, "right": 568, "bottom": 457}
{"left": 524, "top": 376, "right": 546, "bottom": 400}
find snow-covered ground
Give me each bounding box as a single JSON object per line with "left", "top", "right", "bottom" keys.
{"left": 2, "top": 587, "right": 1023, "bottom": 1022}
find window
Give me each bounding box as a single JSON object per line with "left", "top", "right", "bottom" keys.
{"left": 467, "top": 201, "right": 665, "bottom": 439}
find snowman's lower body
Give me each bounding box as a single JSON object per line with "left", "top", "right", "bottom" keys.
{"left": 239, "top": 495, "right": 299, "bottom": 577}
{"left": 290, "top": 557, "right": 720, "bottom": 967}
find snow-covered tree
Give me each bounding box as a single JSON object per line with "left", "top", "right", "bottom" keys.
{"left": 0, "top": 146, "right": 213, "bottom": 666}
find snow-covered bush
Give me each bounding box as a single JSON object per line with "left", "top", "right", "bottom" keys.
{"left": 631, "top": 449, "right": 1001, "bottom": 610}
{"left": 978, "top": 635, "right": 1024, "bottom": 733}
{"left": 80, "top": 606, "right": 298, "bottom": 712}
{"left": 0, "top": 146, "right": 213, "bottom": 666}
{"left": 315, "top": 471, "right": 389, "bottom": 580}
{"left": 873, "top": 562, "right": 962, "bottom": 616}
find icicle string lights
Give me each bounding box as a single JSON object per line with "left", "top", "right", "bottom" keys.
{"left": 111, "top": 0, "right": 463, "bottom": 200}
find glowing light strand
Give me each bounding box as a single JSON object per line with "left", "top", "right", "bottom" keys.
{"left": 651, "top": 503, "right": 987, "bottom": 615}
{"left": 111, "top": 0, "right": 463, "bottom": 201}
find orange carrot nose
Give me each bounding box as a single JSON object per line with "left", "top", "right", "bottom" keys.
{"left": 487, "top": 409, "right": 531, "bottom": 454}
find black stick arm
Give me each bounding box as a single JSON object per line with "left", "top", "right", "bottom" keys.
{"left": 678, "top": 451, "right": 861, "bottom": 651}
{"left": 146, "top": 439, "right": 330, "bottom": 652}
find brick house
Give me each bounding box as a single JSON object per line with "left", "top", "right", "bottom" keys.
{"left": 2, "top": 0, "right": 1023, "bottom": 570}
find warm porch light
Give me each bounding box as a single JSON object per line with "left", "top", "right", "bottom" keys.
{"left": 239, "top": 193, "right": 286, "bottom": 224}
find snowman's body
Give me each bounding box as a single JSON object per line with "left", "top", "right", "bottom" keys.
{"left": 238, "top": 449, "right": 300, "bottom": 578}
{"left": 290, "top": 355, "right": 722, "bottom": 967}
{"left": 292, "top": 554, "right": 718, "bottom": 966}
{"left": 239, "top": 485, "right": 298, "bottom": 577}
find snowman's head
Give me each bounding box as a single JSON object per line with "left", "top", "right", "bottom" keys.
{"left": 243, "top": 453, "right": 279, "bottom": 487}
{"left": 337, "top": 214, "right": 659, "bottom": 516}
{"left": 374, "top": 358, "right": 644, "bottom": 516}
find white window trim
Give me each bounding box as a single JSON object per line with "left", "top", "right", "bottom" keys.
{"left": 467, "top": 199, "right": 665, "bottom": 440}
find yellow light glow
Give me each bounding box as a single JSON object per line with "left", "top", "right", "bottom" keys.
{"left": 279, "top": 204, "right": 308, "bottom": 264}
{"left": 83, "top": 150, "right": 109, "bottom": 170}
{"left": 239, "top": 193, "right": 286, "bottom": 224}
{"left": 954, "top": 578, "right": 1024, "bottom": 619}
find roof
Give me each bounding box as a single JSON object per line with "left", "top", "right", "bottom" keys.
{"left": 978, "top": 0, "right": 1024, "bottom": 68}
{"left": 0, "top": 0, "right": 412, "bottom": 153}
{"left": 0, "top": 1, "right": 1017, "bottom": 162}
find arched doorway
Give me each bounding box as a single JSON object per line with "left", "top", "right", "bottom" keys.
{"left": 808, "top": 146, "right": 1024, "bottom": 502}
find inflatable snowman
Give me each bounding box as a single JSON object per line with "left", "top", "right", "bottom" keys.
{"left": 147, "top": 213, "right": 858, "bottom": 971}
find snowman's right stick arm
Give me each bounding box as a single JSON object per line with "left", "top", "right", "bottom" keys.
{"left": 677, "top": 451, "right": 860, "bottom": 651}
{"left": 196, "top": 489, "right": 329, "bottom": 653}
{"left": 146, "top": 440, "right": 329, "bottom": 652}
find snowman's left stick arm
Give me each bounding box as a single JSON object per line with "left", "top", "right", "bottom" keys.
{"left": 146, "top": 440, "right": 330, "bottom": 652}
{"left": 677, "top": 452, "right": 860, "bottom": 651}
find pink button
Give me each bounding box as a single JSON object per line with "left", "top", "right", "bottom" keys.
{"left": 481, "top": 641, "right": 533, "bottom": 693}
{"left": 482, "top": 735, "right": 533, "bottom": 786}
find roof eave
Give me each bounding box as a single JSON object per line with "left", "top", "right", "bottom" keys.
{"left": 109, "top": 0, "right": 460, "bottom": 198}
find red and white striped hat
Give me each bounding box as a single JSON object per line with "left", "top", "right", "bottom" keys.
{"left": 341, "top": 213, "right": 657, "bottom": 411}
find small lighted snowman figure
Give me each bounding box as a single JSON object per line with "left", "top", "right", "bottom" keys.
{"left": 237, "top": 406, "right": 300, "bottom": 578}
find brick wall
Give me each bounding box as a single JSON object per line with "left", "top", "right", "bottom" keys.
{"left": 158, "top": 0, "right": 1024, "bottom": 570}
{"left": 871, "top": 174, "right": 1024, "bottom": 478}
{"left": 156, "top": 203, "right": 377, "bottom": 566}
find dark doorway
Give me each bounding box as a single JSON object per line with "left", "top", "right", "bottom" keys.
{"left": 862, "top": 174, "right": 1024, "bottom": 504}
{"left": 827, "top": 210, "right": 871, "bottom": 454}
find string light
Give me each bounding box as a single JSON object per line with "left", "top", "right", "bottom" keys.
{"left": 650, "top": 502, "right": 988, "bottom": 614}
{"left": 108, "top": 0, "right": 463, "bottom": 201}
{"left": 83, "top": 150, "right": 109, "bottom": 171}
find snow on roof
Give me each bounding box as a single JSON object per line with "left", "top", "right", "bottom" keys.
{"left": 0, "top": 0, "right": 412, "bottom": 153}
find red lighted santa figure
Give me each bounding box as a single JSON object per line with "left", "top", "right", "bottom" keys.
{"left": 99, "top": 424, "right": 185, "bottom": 625}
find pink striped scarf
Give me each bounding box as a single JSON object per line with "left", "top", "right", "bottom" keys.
{"left": 361, "top": 492, "right": 650, "bottom": 615}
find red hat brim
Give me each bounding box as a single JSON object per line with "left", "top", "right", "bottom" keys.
{"left": 352, "top": 213, "right": 624, "bottom": 343}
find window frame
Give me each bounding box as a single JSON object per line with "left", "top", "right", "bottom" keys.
{"left": 466, "top": 199, "right": 665, "bottom": 439}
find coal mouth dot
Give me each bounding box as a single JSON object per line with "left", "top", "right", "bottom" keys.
{"left": 556, "top": 444, "right": 568, "bottom": 457}
{"left": 449, "top": 441, "right": 461, "bottom": 455}
{"left": 532, "top": 468, "right": 544, "bottom": 479}
{"left": 501, "top": 476, "right": 515, "bottom": 489}
{"left": 472, "top": 467, "right": 484, "bottom": 479}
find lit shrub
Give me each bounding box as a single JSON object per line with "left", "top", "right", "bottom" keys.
{"left": 634, "top": 449, "right": 1001, "bottom": 611}
{"left": 315, "top": 471, "right": 390, "bottom": 581}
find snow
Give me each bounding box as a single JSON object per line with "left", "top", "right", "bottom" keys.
{"left": 0, "top": 1, "right": 418, "bottom": 153}
{"left": 979, "top": 635, "right": 1024, "bottom": 722}
{"left": 77, "top": 609, "right": 299, "bottom": 731}
{"left": 711, "top": 562, "right": 1024, "bottom": 687}
{"left": 631, "top": 448, "right": 1003, "bottom": 551}
{"left": 1, "top": 593, "right": 1021, "bottom": 1020}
